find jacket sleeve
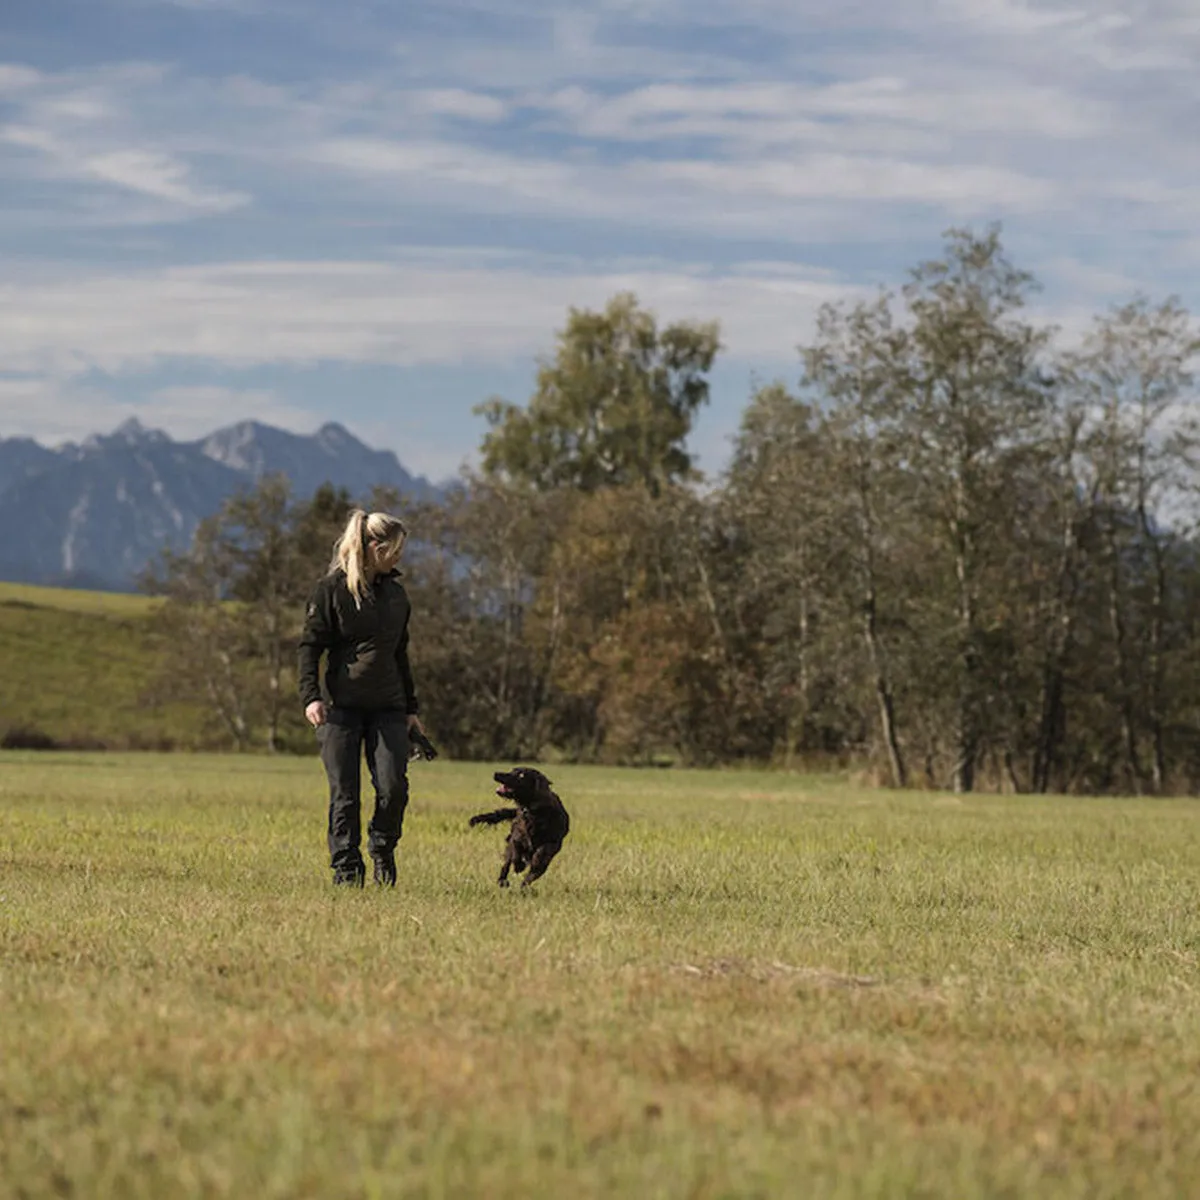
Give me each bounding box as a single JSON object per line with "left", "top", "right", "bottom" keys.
{"left": 395, "top": 619, "right": 420, "bottom": 716}
{"left": 297, "top": 580, "right": 335, "bottom": 707}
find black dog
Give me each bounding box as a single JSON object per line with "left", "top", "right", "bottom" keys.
{"left": 468, "top": 767, "right": 570, "bottom": 888}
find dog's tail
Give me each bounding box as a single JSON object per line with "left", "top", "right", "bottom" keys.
{"left": 468, "top": 807, "right": 518, "bottom": 827}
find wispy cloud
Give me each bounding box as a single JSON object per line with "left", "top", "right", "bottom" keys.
{"left": 0, "top": 63, "right": 248, "bottom": 218}
{"left": 0, "top": 253, "right": 863, "bottom": 376}
{"left": 3, "top": 125, "right": 248, "bottom": 213}
{"left": 408, "top": 89, "right": 509, "bottom": 123}
{"left": 546, "top": 76, "right": 1105, "bottom": 144}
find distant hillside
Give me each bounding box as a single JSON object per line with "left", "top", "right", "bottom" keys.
{"left": 0, "top": 418, "right": 442, "bottom": 591}
{"left": 0, "top": 582, "right": 210, "bottom": 750}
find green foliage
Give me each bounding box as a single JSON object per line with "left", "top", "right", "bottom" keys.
{"left": 4, "top": 753, "right": 1200, "bottom": 1198}
{"left": 476, "top": 292, "right": 720, "bottom": 494}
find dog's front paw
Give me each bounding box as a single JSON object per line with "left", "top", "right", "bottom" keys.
{"left": 498, "top": 877, "right": 510, "bottom": 888}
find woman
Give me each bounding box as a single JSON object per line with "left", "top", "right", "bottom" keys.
{"left": 298, "top": 508, "right": 426, "bottom": 886}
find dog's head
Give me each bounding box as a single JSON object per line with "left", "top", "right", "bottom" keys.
{"left": 494, "top": 766, "right": 555, "bottom": 806}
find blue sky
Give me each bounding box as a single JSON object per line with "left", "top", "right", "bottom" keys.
{"left": 1, "top": 0, "right": 1197, "bottom": 483}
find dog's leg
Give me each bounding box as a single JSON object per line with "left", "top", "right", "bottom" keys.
{"left": 519, "top": 842, "right": 561, "bottom": 889}
{"left": 498, "top": 833, "right": 518, "bottom": 888}
{"left": 469, "top": 808, "right": 518, "bottom": 827}
{"left": 498, "top": 850, "right": 515, "bottom": 888}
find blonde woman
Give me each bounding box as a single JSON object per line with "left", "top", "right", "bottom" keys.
{"left": 298, "top": 509, "right": 427, "bottom": 886}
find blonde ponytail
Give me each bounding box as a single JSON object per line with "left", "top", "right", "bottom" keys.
{"left": 330, "top": 509, "right": 409, "bottom": 607}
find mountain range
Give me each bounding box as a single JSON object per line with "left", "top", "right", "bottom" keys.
{"left": 0, "top": 419, "right": 444, "bottom": 591}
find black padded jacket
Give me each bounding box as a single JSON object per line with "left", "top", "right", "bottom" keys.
{"left": 297, "top": 568, "right": 419, "bottom": 713}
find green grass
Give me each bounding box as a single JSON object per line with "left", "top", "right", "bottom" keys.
{"left": 2, "top": 754, "right": 1199, "bottom": 1198}
{"left": 0, "top": 582, "right": 206, "bottom": 749}
{"left": 0, "top": 582, "right": 161, "bottom": 617}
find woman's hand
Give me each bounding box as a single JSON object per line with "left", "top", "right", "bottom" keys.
{"left": 407, "top": 713, "right": 425, "bottom": 736}
{"left": 305, "top": 700, "right": 327, "bottom": 727}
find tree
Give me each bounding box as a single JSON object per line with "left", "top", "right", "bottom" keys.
{"left": 399, "top": 480, "right": 571, "bottom": 759}
{"left": 476, "top": 292, "right": 721, "bottom": 494}
{"left": 144, "top": 477, "right": 353, "bottom": 752}
{"left": 219, "top": 475, "right": 334, "bottom": 753}
{"left": 146, "top": 520, "right": 256, "bottom": 750}
{"left": 720, "top": 383, "right": 844, "bottom": 765}
{"left": 896, "top": 226, "right": 1053, "bottom": 792}
{"left": 1025, "top": 368, "right": 1091, "bottom": 794}
{"left": 534, "top": 482, "right": 715, "bottom": 762}
{"left": 1066, "top": 297, "right": 1199, "bottom": 792}
{"left": 802, "top": 298, "right": 912, "bottom": 787}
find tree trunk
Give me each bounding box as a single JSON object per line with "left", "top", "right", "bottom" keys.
{"left": 208, "top": 649, "right": 249, "bottom": 751}
{"left": 850, "top": 442, "right": 906, "bottom": 787}
{"left": 1105, "top": 523, "right": 1144, "bottom": 793}
{"left": 1032, "top": 506, "right": 1082, "bottom": 793}
{"left": 795, "top": 577, "right": 810, "bottom": 757}
{"left": 952, "top": 486, "right": 977, "bottom": 795}
{"left": 1140, "top": 501, "right": 1168, "bottom": 793}
{"left": 265, "top": 607, "right": 282, "bottom": 754}
{"left": 1032, "top": 661, "right": 1066, "bottom": 794}
{"left": 862, "top": 583, "right": 907, "bottom": 787}
{"left": 527, "top": 577, "right": 563, "bottom": 756}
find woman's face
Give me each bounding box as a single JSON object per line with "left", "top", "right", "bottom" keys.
{"left": 368, "top": 538, "right": 403, "bottom": 574}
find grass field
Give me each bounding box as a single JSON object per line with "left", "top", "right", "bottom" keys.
{"left": 0, "top": 583, "right": 208, "bottom": 750}
{"left": 2, "top": 753, "right": 1199, "bottom": 1198}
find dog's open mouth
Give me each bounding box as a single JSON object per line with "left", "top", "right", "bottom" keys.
{"left": 496, "top": 785, "right": 514, "bottom": 798}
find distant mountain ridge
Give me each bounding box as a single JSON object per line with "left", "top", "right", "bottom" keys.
{"left": 0, "top": 418, "right": 443, "bottom": 591}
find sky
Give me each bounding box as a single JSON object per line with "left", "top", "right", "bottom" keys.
{"left": 1, "top": 0, "right": 1197, "bottom": 484}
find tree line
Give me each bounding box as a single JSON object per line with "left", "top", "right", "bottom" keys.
{"left": 146, "top": 227, "right": 1200, "bottom": 794}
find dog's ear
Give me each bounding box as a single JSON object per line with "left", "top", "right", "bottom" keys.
{"left": 527, "top": 768, "right": 553, "bottom": 794}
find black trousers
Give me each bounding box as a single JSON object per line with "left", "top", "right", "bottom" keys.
{"left": 317, "top": 707, "right": 410, "bottom": 876}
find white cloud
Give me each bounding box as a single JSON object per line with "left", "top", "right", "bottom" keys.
{"left": 0, "top": 65, "right": 43, "bottom": 91}
{"left": 938, "top": 0, "right": 1088, "bottom": 35}
{"left": 548, "top": 77, "right": 1103, "bottom": 144}
{"left": 309, "top": 131, "right": 1058, "bottom": 235}
{"left": 644, "top": 155, "right": 1054, "bottom": 213}
{"left": 409, "top": 89, "right": 508, "bottom": 123}
{"left": 87, "top": 148, "right": 247, "bottom": 211}
{"left": 0, "top": 253, "right": 863, "bottom": 376}
{"left": 392, "top": 15, "right": 735, "bottom": 89}
{"left": 0, "top": 62, "right": 248, "bottom": 217}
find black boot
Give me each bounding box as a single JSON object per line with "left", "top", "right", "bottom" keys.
{"left": 371, "top": 852, "right": 397, "bottom": 887}
{"left": 333, "top": 865, "right": 365, "bottom": 887}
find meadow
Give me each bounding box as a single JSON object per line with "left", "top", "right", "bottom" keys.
{"left": 0, "top": 583, "right": 207, "bottom": 751}
{"left": 2, "top": 752, "right": 1199, "bottom": 1199}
